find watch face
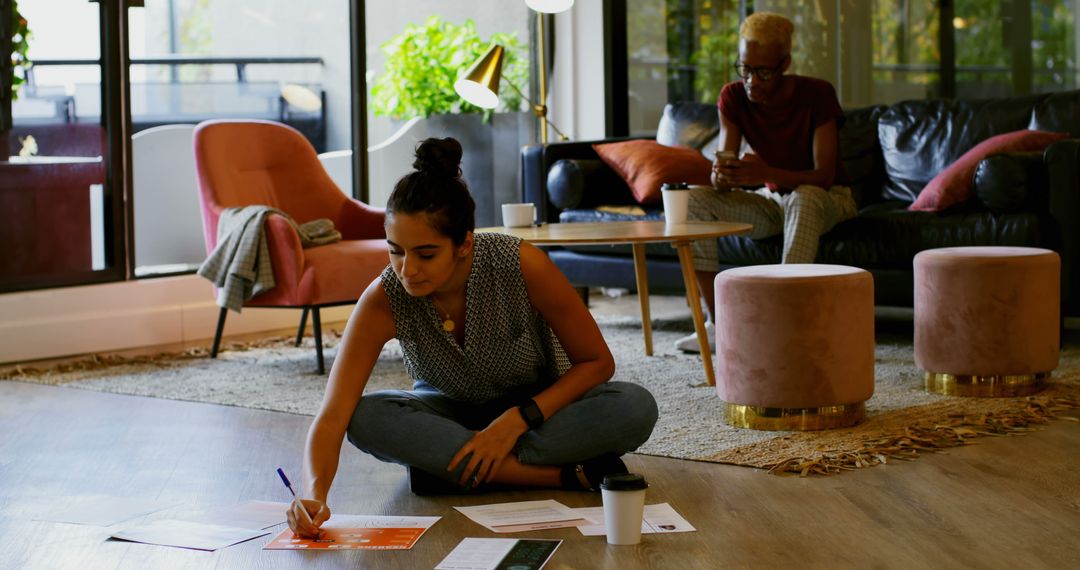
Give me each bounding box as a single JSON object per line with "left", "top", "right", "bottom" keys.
{"left": 520, "top": 401, "right": 544, "bottom": 429}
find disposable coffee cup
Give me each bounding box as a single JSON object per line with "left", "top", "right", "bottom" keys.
{"left": 660, "top": 183, "right": 690, "bottom": 225}
{"left": 502, "top": 202, "right": 536, "bottom": 228}
{"left": 600, "top": 473, "right": 648, "bottom": 545}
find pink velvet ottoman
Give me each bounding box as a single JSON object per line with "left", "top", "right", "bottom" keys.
{"left": 914, "top": 247, "right": 1060, "bottom": 397}
{"left": 714, "top": 265, "right": 875, "bottom": 430}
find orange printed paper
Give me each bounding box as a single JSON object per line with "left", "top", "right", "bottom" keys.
{"left": 263, "top": 515, "right": 440, "bottom": 551}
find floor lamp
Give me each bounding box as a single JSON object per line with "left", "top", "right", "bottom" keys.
{"left": 454, "top": 0, "right": 573, "bottom": 144}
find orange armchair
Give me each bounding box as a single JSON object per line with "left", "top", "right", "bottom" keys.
{"left": 193, "top": 119, "right": 388, "bottom": 373}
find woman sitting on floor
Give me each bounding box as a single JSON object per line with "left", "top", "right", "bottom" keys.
{"left": 288, "top": 137, "right": 658, "bottom": 538}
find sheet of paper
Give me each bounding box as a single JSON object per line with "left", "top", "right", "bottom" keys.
{"left": 111, "top": 519, "right": 270, "bottom": 551}
{"left": 454, "top": 500, "right": 586, "bottom": 533}
{"left": 33, "top": 495, "right": 178, "bottom": 527}
{"left": 572, "top": 503, "right": 697, "bottom": 536}
{"left": 263, "top": 514, "right": 440, "bottom": 551}
{"left": 193, "top": 500, "right": 289, "bottom": 530}
{"left": 435, "top": 538, "right": 561, "bottom": 570}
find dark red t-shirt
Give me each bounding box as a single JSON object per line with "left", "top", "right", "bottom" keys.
{"left": 718, "top": 75, "right": 843, "bottom": 189}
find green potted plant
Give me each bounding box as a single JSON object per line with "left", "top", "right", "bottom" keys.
{"left": 3, "top": 0, "right": 32, "bottom": 158}
{"left": 370, "top": 16, "right": 528, "bottom": 120}
{"left": 10, "top": 0, "right": 31, "bottom": 102}
{"left": 369, "top": 16, "right": 533, "bottom": 227}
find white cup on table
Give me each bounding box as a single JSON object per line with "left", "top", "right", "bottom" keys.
{"left": 661, "top": 183, "right": 690, "bottom": 225}
{"left": 502, "top": 202, "right": 537, "bottom": 228}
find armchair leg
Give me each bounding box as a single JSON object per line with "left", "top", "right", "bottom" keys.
{"left": 211, "top": 307, "right": 228, "bottom": 358}
{"left": 312, "top": 306, "right": 325, "bottom": 375}
{"left": 295, "top": 307, "right": 309, "bottom": 347}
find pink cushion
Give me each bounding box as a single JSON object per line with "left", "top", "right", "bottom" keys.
{"left": 914, "top": 247, "right": 1060, "bottom": 375}
{"left": 908, "top": 130, "right": 1068, "bottom": 212}
{"left": 714, "top": 264, "right": 875, "bottom": 408}
{"left": 592, "top": 140, "right": 712, "bottom": 205}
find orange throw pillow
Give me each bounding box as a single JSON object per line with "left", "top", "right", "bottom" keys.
{"left": 592, "top": 140, "right": 713, "bottom": 205}
{"left": 908, "top": 129, "right": 1069, "bottom": 212}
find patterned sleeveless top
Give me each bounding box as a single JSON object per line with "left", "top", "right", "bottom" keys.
{"left": 380, "top": 232, "right": 571, "bottom": 403}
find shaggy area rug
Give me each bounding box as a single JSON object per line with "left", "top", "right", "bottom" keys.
{"left": 4, "top": 316, "right": 1078, "bottom": 476}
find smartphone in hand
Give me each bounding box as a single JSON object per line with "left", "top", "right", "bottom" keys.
{"left": 715, "top": 150, "right": 737, "bottom": 164}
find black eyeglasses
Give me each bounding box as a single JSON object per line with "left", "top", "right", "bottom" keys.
{"left": 733, "top": 59, "right": 786, "bottom": 81}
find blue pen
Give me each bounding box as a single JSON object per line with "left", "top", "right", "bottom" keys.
{"left": 277, "top": 467, "right": 318, "bottom": 531}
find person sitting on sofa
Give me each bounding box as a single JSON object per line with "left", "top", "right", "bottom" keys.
{"left": 676, "top": 11, "right": 859, "bottom": 353}
{"left": 286, "top": 137, "right": 659, "bottom": 538}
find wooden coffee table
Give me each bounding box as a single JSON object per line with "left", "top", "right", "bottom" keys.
{"left": 476, "top": 220, "right": 753, "bottom": 386}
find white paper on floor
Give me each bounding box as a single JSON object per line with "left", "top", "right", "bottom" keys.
{"left": 453, "top": 500, "right": 587, "bottom": 533}
{"left": 571, "top": 503, "right": 696, "bottom": 536}
{"left": 110, "top": 519, "right": 270, "bottom": 551}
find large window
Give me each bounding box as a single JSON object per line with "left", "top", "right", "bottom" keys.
{"left": 1, "top": 0, "right": 359, "bottom": 292}
{"left": 2, "top": 1, "right": 543, "bottom": 293}
{"left": 620, "top": 0, "right": 1080, "bottom": 136}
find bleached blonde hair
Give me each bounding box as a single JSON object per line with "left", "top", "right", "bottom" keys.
{"left": 740, "top": 12, "right": 794, "bottom": 55}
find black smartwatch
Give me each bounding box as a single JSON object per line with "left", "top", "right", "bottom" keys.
{"left": 518, "top": 399, "right": 545, "bottom": 430}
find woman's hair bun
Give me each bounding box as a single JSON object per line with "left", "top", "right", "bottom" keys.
{"left": 413, "top": 137, "right": 463, "bottom": 179}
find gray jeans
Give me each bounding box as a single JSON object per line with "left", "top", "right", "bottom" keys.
{"left": 347, "top": 381, "right": 658, "bottom": 483}
{"left": 688, "top": 184, "right": 858, "bottom": 270}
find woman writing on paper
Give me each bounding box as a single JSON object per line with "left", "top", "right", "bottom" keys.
{"left": 287, "top": 138, "right": 658, "bottom": 537}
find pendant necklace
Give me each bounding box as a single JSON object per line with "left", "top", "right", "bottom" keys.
{"left": 431, "top": 297, "right": 456, "bottom": 333}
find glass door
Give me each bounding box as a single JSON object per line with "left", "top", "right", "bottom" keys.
{"left": 1, "top": 0, "right": 119, "bottom": 292}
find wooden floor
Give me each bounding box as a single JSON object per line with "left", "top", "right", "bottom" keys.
{"left": 2, "top": 378, "right": 1078, "bottom": 569}
{"left": 3, "top": 294, "right": 1079, "bottom": 569}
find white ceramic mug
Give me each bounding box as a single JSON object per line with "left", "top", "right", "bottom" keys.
{"left": 600, "top": 473, "right": 648, "bottom": 545}
{"left": 661, "top": 187, "right": 690, "bottom": 225}
{"left": 502, "top": 202, "right": 536, "bottom": 228}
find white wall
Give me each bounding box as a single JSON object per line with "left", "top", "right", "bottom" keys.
{"left": 0, "top": 276, "right": 354, "bottom": 365}
{"left": 554, "top": 1, "right": 607, "bottom": 141}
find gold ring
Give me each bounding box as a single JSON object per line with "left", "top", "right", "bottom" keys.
{"left": 724, "top": 402, "right": 865, "bottom": 431}
{"left": 923, "top": 371, "right": 1049, "bottom": 397}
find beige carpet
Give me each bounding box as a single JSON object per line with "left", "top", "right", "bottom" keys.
{"left": 4, "top": 316, "right": 1078, "bottom": 476}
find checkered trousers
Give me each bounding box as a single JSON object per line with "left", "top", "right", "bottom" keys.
{"left": 687, "top": 185, "right": 858, "bottom": 271}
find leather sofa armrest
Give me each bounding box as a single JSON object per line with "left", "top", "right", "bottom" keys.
{"left": 546, "top": 159, "right": 596, "bottom": 210}
{"left": 547, "top": 159, "right": 638, "bottom": 211}
{"left": 972, "top": 151, "right": 1046, "bottom": 213}
{"left": 1045, "top": 139, "right": 1080, "bottom": 314}
{"left": 521, "top": 137, "right": 650, "bottom": 222}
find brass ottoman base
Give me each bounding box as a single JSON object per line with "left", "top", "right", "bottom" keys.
{"left": 923, "top": 372, "right": 1050, "bottom": 397}
{"left": 724, "top": 402, "right": 866, "bottom": 431}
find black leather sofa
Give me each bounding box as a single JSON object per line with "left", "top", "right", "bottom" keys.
{"left": 521, "top": 91, "right": 1080, "bottom": 316}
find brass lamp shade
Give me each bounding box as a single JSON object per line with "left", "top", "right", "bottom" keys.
{"left": 454, "top": 45, "right": 505, "bottom": 110}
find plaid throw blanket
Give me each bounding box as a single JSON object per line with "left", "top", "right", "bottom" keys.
{"left": 197, "top": 206, "right": 342, "bottom": 312}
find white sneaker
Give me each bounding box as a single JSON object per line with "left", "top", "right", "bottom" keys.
{"left": 674, "top": 321, "right": 715, "bottom": 353}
